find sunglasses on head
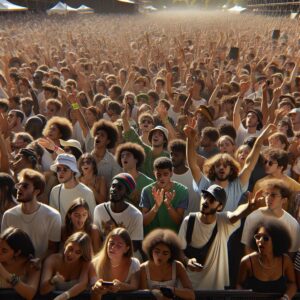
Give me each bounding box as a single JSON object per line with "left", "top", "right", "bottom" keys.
{"left": 264, "top": 160, "right": 277, "bottom": 167}
{"left": 254, "top": 233, "right": 270, "bottom": 242}
{"left": 15, "top": 182, "right": 30, "bottom": 190}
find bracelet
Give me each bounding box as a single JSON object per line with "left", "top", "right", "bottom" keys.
{"left": 53, "top": 145, "right": 59, "bottom": 153}
{"left": 64, "top": 291, "right": 71, "bottom": 299}
{"left": 282, "top": 294, "right": 289, "bottom": 300}
{"left": 49, "top": 276, "right": 56, "bottom": 285}
{"left": 71, "top": 103, "right": 80, "bottom": 110}
{"left": 9, "top": 273, "right": 20, "bottom": 287}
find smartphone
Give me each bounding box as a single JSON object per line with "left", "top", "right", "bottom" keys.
{"left": 192, "top": 261, "right": 203, "bottom": 268}
{"left": 228, "top": 47, "right": 239, "bottom": 60}
{"left": 101, "top": 281, "right": 114, "bottom": 286}
{"left": 272, "top": 29, "right": 280, "bottom": 40}
{"left": 160, "top": 287, "right": 174, "bottom": 298}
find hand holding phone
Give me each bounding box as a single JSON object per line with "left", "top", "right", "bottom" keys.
{"left": 187, "top": 258, "right": 203, "bottom": 272}
{"left": 101, "top": 281, "right": 114, "bottom": 286}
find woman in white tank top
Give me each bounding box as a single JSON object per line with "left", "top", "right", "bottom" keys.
{"left": 140, "top": 229, "right": 195, "bottom": 300}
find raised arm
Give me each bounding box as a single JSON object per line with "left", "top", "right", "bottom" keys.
{"left": 239, "top": 124, "right": 276, "bottom": 186}
{"left": 184, "top": 118, "right": 202, "bottom": 184}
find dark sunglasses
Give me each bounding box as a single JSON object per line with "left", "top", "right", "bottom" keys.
{"left": 264, "top": 160, "right": 277, "bottom": 167}
{"left": 141, "top": 119, "right": 153, "bottom": 124}
{"left": 254, "top": 234, "right": 270, "bottom": 242}
{"left": 81, "top": 160, "right": 92, "bottom": 165}
{"left": 15, "top": 182, "right": 30, "bottom": 189}
{"left": 56, "top": 166, "right": 70, "bottom": 173}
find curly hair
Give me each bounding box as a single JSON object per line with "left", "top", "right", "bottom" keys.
{"left": 42, "top": 116, "right": 73, "bottom": 141}
{"left": 115, "top": 142, "right": 145, "bottom": 169}
{"left": 142, "top": 229, "right": 183, "bottom": 263}
{"left": 204, "top": 153, "right": 240, "bottom": 181}
{"left": 91, "top": 119, "right": 119, "bottom": 149}
{"left": 248, "top": 220, "right": 291, "bottom": 257}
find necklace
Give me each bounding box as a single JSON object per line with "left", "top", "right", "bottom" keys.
{"left": 20, "top": 204, "right": 41, "bottom": 224}
{"left": 258, "top": 256, "right": 273, "bottom": 270}
{"left": 111, "top": 263, "right": 121, "bottom": 268}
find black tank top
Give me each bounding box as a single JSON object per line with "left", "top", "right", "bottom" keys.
{"left": 244, "top": 256, "right": 287, "bottom": 293}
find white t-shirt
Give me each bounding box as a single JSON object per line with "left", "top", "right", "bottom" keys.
{"left": 172, "top": 169, "right": 200, "bottom": 216}
{"left": 241, "top": 209, "right": 300, "bottom": 252}
{"left": 168, "top": 107, "right": 180, "bottom": 124}
{"left": 213, "top": 116, "right": 232, "bottom": 128}
{"left": 178, "top": 212, "right": 240, "bottom": 290}
{"left": 49, "top": 183, "right": 96, "bottom": 221}
{"left": 1, "top": 203, "right": 61, "bottom": 258}
{"left": 93, "top": 202, "right": 143, "bottom": 241}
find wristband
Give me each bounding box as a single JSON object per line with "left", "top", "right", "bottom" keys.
{"left": 53, "top": 145, "right": 59, "bottom": 153}
{"left": 64, "top": 291, "right": 71, "bottom": 299}
{"left": 71, "top": 103, "right": 80, "bottom": 110}
{"left": 9, "top": 274, "right": 20, "bottom": 287}
{"left": 282, "top": 294, "right": 289, "bottom": 300}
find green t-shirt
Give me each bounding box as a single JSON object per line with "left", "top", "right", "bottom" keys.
{"left": 129, "top": 172, "right": 154, "bottom": 208}
{"left": 140, "top": 181, "right": 189, "bottom": 235}
{"left": 123, "top": 128, "right": 170, "bottom": 179}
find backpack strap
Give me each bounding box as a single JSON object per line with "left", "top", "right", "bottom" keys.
{"left": 185, "top": 213, "right": 197, "bottom": 245}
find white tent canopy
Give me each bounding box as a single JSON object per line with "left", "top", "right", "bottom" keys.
{"left": 117, "top": 0, "right": 136, "bottom": 4}
{"left": 77, "top": 4, "right": 94, "bottom": 13}
{"left": 47, "top": 2, "right": 77, "bottom": 15}
{"left": 0, "top": 0, "right": 27, "bottom": 11}
{"left": 228, "top": 5, "right": 247, "bottom": 13}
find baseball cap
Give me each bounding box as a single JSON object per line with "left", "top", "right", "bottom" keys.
{"left": 202, "top": 184, "right": 227, "bottom": 207}
{"left": 50, "top": 153, "right": 79, "bottom": 174}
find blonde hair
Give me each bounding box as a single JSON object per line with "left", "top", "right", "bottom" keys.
{"left": 92, "top": 228, "right": 133, "bottom": 278}
{"left": 64, "top": 232, "right": 92, "bottom": 262}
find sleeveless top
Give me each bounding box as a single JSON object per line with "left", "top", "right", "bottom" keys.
{"left": 145, "top": 261, "right": 177, "bottom": 289}
{"left": 244, "top": 256, "right": 287, "bottom": 293}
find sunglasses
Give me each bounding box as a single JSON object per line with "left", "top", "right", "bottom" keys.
{"left": 81, "top": 160, "right": 92, "bottom": 165}
{"left": 141, "top": 119, "right": 153, "bottom": 125}
{"left": 15, "top": 182, "right": 30, "bottom": 189}
{"left": 254, "top": 234, "right": 270, "bottom": 242}
{"left": 264, "top": 160, "right": 278, "bottom": 167}
{"left": 56, "top": 166, "right": 70, "bottom": 173}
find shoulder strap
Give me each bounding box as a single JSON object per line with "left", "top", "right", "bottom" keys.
{"left": 104, "top": 204, "right": 118, "bottom": 227}
{"left": 185, "top": 213, "right": 197, "bottom": 245}
{"left": 58, "top": 184, "right": 63, "bottom": 213}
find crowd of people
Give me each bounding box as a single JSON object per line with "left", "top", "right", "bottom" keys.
{"left": 0, "top": 9, "right": 300, "bottom": 300}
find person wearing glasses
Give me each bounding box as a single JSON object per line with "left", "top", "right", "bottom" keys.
{"left": 49, "top": 154, "right": 96, "bottom": 221}
{"left": 179, "top": 184, "right": 259, "bottom": 290}
{"left": 237, "top": 220, "right": 297, "bottom": 300}
{"left": 1, "top": 169, "right": 61, "bottom": 259}
{"left": 253, "top": 148, "right": 300, "bottom": 194}
{"left": 241, "top": 181, "right": 300, "bottom": 255}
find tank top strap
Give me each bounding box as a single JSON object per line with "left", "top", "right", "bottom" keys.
{"left": 171, "top": 261, "right": 176, "bottom": 283}
{"left": 145, "top": 263, "right": 151, "bottom": 287}
{"left": 249, "top": 256, "right": 254, "bottom": 276}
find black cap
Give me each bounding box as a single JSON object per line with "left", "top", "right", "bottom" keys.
{"left": 202, "top": 184, "right": 227, "bottom": 207}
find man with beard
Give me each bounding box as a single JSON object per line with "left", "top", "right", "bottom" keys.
{"left": 179, "top": 184, "right": 260, "bottom": 290}
{"left": 186, "top": 122, "right": 276, "bottom": 211}
{"left": 1, "top": 168, "right": 61, "bottom": 259}
{"left": 93, "top": 173, "right": 143, "bottom": 252}
{"left": 140, "top": 157, "right": 188, "bottom": 235}
{"left": 7, "top": 109, "right": 24, "bottom": 134}
{"left": 122, "top": 103, "right": 169, "bottom": 179}
{"left": 49, "top": 154, "right": 96, "bottom": 221}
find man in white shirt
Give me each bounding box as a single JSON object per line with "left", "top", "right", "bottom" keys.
{"left": 179, "top": 184, "right": 259, "bottom": 290}
{"left": 94, "top": 173, "right": 143, "bottom": 253}
{"left": 49, "top": 154, "right": 96, "bottom": 221}
{"left": 242, "top": 180, "right": 300, "bottom": 254}
{"left": 2, "top": 168, "right": 61, "bottom": 259}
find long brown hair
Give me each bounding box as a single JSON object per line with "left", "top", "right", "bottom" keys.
{"left": 92, "top": 228, "right": 133, "bottom": 278}
{"left": 64, "top": 198, "right": 93, "bottom": 238}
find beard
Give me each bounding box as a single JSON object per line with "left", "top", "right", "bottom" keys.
{"left": 200, "top": 206, "right": 219, "bottom": 215}
{"left": 215, "top": 173, "right": 230, "bottom": 181}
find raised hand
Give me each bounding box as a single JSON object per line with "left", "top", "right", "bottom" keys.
{"left": 152, "top": 187, "right": 164, "bottom": 208}
{"left": 164, "top": 190, "right": 176, "bottom": 208}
